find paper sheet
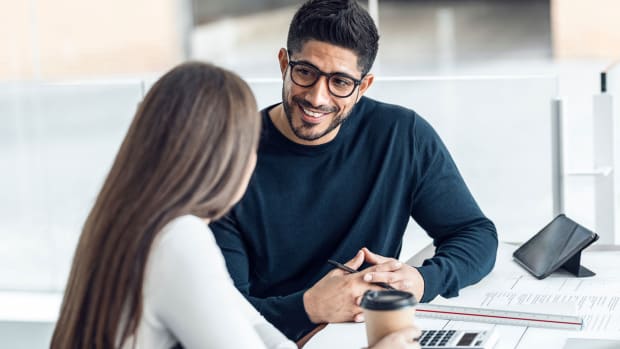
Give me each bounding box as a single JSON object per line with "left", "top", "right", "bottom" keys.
{"left": 434, "top": 246, "right": 620, "bottom": 334}
{"left": 478, "top": 290, "right": 619, "bottom": 332}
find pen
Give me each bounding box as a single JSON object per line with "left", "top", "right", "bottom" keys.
{"left": 327, "top": 259, "right": 396, "bottom": 290}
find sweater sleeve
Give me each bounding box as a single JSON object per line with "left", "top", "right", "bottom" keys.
{"left": 147, "top": 216, "right": 296, "bottom": 349}
{"left": 210, "top": 214, "right": 316, "bottom": 341}
{"left": 409, "top": 117, "right": 498, "bottom": 302}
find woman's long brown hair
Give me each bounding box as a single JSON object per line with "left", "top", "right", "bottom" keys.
{"left": 50, "top": 62, "right": 260, "bottom": 348}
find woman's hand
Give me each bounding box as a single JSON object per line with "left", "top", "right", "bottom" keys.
{"left": 369, "top": 326, "right": 421, "bottom": 349}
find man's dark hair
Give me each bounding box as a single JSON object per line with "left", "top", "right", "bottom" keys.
{"left": 287, "top": 0, "right": 379, "bottom": 76}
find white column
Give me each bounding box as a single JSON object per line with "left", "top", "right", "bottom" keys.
{"left": 592, "top": 88, "right": 616, "bottom": 244}
{"left": 551, "top": 98, "right": 565, "bottom": 216}
{"left": 436, "top": 7, "right": 455, "bottom": 73}
{"left": 368, "top": 0, "right": 379, "bottom": 30}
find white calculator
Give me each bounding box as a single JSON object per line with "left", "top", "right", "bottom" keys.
{"left": 418, "top": 329, "right": 498, "bottom": 349}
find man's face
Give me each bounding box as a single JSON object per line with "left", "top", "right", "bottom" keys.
{"left": 278, "top": 40, "right": 373, "bottom": 145}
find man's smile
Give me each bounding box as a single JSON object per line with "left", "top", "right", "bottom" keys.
{"left": 299, "top": 103, "right": 331, "bottom": 124}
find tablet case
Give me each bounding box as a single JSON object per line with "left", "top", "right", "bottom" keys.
{"left": 513, "top": 214, "right": 598, "bottom": 279}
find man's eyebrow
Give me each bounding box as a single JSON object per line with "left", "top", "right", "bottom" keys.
{"left": 293, "top": 59, "right": 357, "bottom": 78}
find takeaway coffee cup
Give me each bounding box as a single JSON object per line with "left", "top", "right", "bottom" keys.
{"left": 360, "top": 290, "right": 417, "bottom": 347}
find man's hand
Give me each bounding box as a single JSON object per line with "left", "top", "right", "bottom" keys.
{"left": 361, "top": 247, "right": 425, "bottom": 302}
{"left": 303, "top": 250, "right": 384, "bottom": 324}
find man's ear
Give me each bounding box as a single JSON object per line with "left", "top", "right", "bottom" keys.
{"left": 277, "top": 48, "right": 288, "bottom": 79}
{"left": 356, "top": 73, "right": 374, "bottom": 101}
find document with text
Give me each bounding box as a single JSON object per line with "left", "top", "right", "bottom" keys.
{"left": 433, "top": 248, "right": 620, "bottom": 335}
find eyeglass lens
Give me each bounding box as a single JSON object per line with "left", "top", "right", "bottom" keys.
{"left": 290, "top": 64, "right": 357, "bottom": 97}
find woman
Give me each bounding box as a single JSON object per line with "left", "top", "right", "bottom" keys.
{"left": 50, "top": 62, "right": 419, "bottom": 348}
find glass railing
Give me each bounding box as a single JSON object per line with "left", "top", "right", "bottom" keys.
{"left": 0, "top": 81, "right": 144, "bottom": 292}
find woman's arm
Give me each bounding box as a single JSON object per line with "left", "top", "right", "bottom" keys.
{"left": 146, "top": 215, "right": 296, "bottom": 349}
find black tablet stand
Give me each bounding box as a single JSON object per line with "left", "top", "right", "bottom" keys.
{"left": 561, "top": 248, "right": 596, "bottom": 277}
{"left": 513, "top": 214, "right": 599, "bottom": 279}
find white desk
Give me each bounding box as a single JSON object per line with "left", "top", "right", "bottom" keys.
{"left": 306, "top": 243, "right": 620, "bottom": 349}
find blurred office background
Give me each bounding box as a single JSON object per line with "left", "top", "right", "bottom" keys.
{"left": 1, "top": 0, "right": 620, "bottom": 347}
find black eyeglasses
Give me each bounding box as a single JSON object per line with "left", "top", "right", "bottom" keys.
{"left": 287, "top": 60, "right": 364, "bottom": 98}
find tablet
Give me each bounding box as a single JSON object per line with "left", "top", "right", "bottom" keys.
{"left": 512, "top": 214, "right": 598, "bottom": 279}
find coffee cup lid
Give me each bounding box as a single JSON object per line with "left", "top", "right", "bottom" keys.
{"left": 360, "top": 290, "right": 417, "bottom": 311}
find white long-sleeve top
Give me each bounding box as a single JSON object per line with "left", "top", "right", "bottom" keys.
{"left": 121, "top": 215, "right": 296, "bottom": 349}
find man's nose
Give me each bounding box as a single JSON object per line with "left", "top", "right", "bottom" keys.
{"left": 304, "top": 76, "right": 332, "bottom": 107}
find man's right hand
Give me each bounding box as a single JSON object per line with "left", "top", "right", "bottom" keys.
{"left": 302, "top": 250, "right": 380, "bottom": 324}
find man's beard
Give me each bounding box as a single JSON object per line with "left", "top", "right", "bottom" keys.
{"left": 281, "top": 88, "right": 349, "bottom": 142}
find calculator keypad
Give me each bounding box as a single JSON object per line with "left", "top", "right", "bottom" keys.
{"left": 418, "top": 330, "right": 456, "bottom": 347}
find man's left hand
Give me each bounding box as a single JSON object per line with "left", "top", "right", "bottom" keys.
{"left": 360, "top": 247, "right": 425, "bottom": 302}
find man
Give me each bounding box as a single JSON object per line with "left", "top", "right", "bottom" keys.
{"left": 211, "top": 0, "right": 498, "bottom": 342}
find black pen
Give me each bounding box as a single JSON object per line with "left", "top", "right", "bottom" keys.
{"left": 327, "top": 259, "right": 396, "bottom": 290}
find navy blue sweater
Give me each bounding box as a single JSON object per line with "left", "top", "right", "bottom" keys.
{"left": 211, "top": 97, "right": 497, "bottom": 341}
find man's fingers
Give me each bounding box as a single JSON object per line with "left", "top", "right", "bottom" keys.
{"left": 363, "top": 271, "right": 403, "bottom": 284}
{"left": 344, "top": 249, "right": 365, "bottom": 270}
{"left": 366, "top": 259, "right": 402, "bottom": 273}
{"left": 364, "top": 265, "right": 425, "bottom": 302}
{"left": 362, "top": 247, "right": 392, "bottom": 264}
{"left": 388, "top": 279, "right": 414, "bottom": 291}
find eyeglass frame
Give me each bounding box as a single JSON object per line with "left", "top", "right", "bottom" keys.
{"left": 286, "top": 57, "right": 366, "bottom": 98}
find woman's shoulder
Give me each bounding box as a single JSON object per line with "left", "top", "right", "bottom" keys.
{"left": 159, "top": 215, "right": 212, "bottom": 243}
{"left": 151, "top": 215, "right": 221, "bottom": 265}
{"left": 163, "top": 214, "right": 209, "bottom": 233}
